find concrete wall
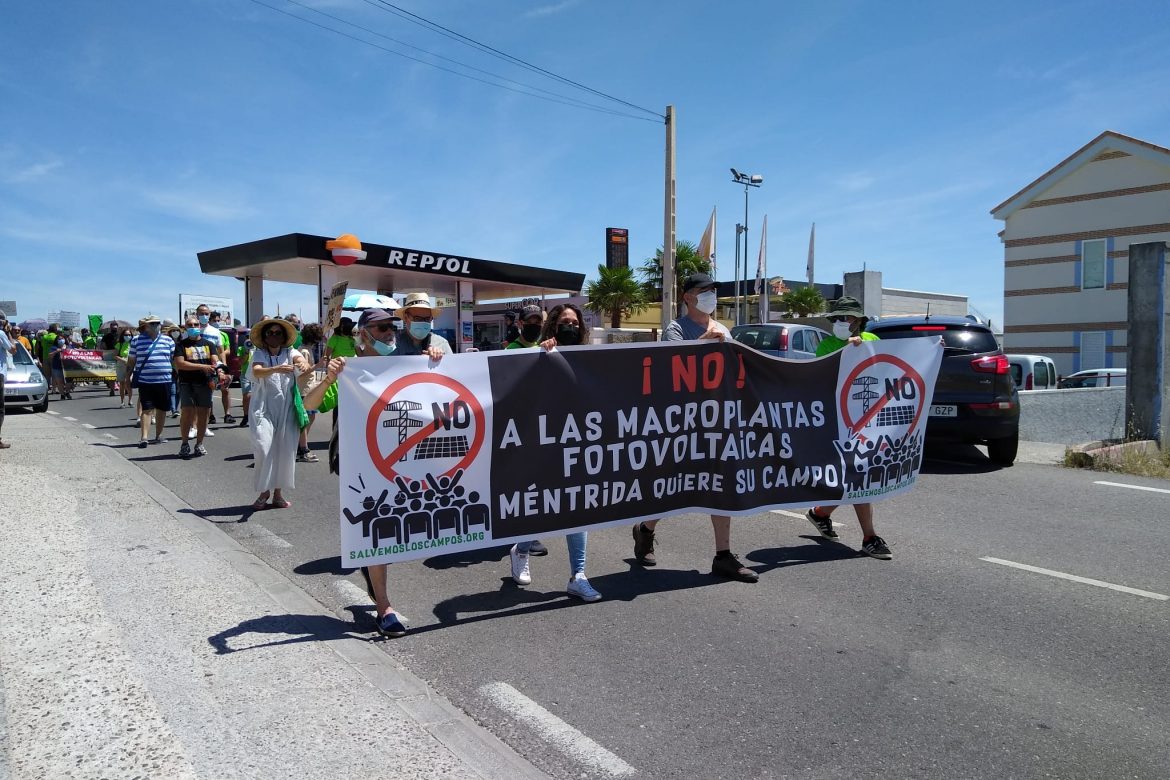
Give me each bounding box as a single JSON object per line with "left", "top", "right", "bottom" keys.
{"left": 1018, "top": 387, "right": 1126, "bottom": 444}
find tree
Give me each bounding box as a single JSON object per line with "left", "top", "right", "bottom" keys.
{"left": 638, "top": 240, "right": 711, "bottom": 298}
{"left": 779, "top": 285, "right": 826, "bottom": 317}
{"left": 585, "top": 264, "right": 649, "bottom": 328}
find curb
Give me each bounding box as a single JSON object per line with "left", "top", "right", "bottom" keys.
{"left": 61, "top": 414, "right": 547, "bottom": 780}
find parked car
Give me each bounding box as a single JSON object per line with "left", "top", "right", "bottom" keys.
{"left": 1058, "top": 368, "right": 1127, "bottom": 388}
{"left": 730, "top": 322, "right": 829, "bottom": 360}
{"left": 1006, "top": 354, "right": 1059, "bottom": 390}
{"left": 3, "top": 343, "right": 49, "bottom": 413}
{"left": 866, "top": 316, "right": 1020, "bottom": 465}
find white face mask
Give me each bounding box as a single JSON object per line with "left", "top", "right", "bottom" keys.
{"left": 694, "top": 290, "right": 718, "bottom": 315}
{"left": 832, "top": 321, "right": 853, "bottom": 339}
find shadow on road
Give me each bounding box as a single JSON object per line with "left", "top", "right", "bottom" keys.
{"left": 745, "top": 537, "right": 863, "bottom": 570}
{"left": 208, "top": 613, "right": 363, "bottom": 654}
{"left": 423, "top": 546, "right": 510, "bottom": 570}
{"left": 177, "top": 506, "right": 262, "bottom": 524}
{"left": 294, "top": 556, "right": 359, "bottom": 576}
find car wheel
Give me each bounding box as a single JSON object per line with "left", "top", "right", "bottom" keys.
{"left": 987, "top": 432, "right": 1018, "bottom": 466}
{"left": 32, "top": 396, "right": 49, "bottom": 413}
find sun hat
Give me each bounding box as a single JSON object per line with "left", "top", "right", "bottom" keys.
{"left": 141, "top": 314, "right": 161, "bottom": 324}
{"left": 823, "top": 296, "right": 865, "bottom": 319}
{"left": 249, "top": 317, "right": 298, "bottom": 348}
{"left": 681, "top": 272, "right": 716, "bottom": 293}
{"left": 401, "top": 292, "right": 438, "bottom": 315}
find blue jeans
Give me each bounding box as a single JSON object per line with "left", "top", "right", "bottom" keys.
{"left": 517, "top": 533, "right": 587, "bottom": 576}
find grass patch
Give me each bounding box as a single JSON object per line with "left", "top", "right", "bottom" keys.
{"left": 1063, "top": 441, "right": 1170, "bottom": 478}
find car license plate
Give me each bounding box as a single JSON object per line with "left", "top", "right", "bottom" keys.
{"left": 930, "top": 404, "right": 957, "bottom": 417}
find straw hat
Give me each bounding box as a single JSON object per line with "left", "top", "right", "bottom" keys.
{"left": 249, "top": 317, "right": 298, "bottom": 348}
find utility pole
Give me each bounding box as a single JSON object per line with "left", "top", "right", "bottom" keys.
{"left": 661, "top": 105, "right": 676, "bottom": 335}
{"left": 733, "top": 223, "right": 743, "bottom": 325}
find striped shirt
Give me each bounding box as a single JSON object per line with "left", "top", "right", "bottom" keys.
{"left": 131, "top": 334, "right": 175, "bottom": 384}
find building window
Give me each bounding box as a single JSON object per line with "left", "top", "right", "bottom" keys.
{"left": 1079, "top": 331, "right": 1106, "bottom": 371}
{"left": 1081, "top": 239, "right": 1106, "bottom": 289}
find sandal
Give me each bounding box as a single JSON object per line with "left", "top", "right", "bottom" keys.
{"left": 270, "top": 498, "right": 292, "bottom": 509}
{"left": 252, "top": 493, "right": 270, "bottom": 510}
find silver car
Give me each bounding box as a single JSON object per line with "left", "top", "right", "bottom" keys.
{"left": 4, "top": 343, "right": 49, "bottom": 412}
{"left": 730, "top": 323, "right": 830, "bottom": 360}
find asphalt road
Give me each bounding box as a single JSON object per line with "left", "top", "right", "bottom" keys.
{"left": 27, "top": 385, "right": 1170, "bottom": 779}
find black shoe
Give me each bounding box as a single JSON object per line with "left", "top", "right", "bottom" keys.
{"left": 632, "top": 522, "right": 656, "bottom": 566}
{"left": 138, "top": 440, "right": 148, "bottom": 449}
{"left": 528, "top": 539, "right": 549, "bottom": 556}
{"left": 224, "top": 414, "right": 237, "bottom": 423}
{"left": 238, "top": 416, "right": 249, "bottom": 428}
{"left": 861, "top": 535, "right": 892, "bottom": 560}
{"left": 712, "top": 552, "right": 758, "bottom": 582}
{"left": 179, "top": 441, "right": 192, "bottom": 460}
{"left": 376, "top": 612, "right": 407, "bottom": 638}
{"left": 805, "top": 509, "right": 839, "bottom": 539}
{"left": 209, "top": 414, "right": 217, "bottom": 424}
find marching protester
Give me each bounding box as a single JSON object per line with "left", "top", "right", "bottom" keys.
{"left": 631, "top": 272, "right": 759, "bottom": 582}
{"left": 508, "top": 302, "right": 601, "bottom": 601}
{"left": 125, "top": 315, "right": 175, "bottom": 448}
{"left": 323, "top": 316, "right": 357, "bottom": 361}
{"left": 49, "top": 334, "right": 70, "bottom": 399}
{"left": 0, "top": 314, "right": 15, "bottom": 449}
{"left": 505, "top": 304, "right": 544, "bottom": 349}
{"left": 198, "top": 305, "right": 235, "bottom": 425}
{"left": 115, "top": 326, "right": 134, "bottom": 407}
{"left": 805, "top": 297, "right": 892, "bottom": 560}
{"left": 295, "top": 322, "right": 324, "bottom": 463}
{"left": 302, "top": 305, "right": 447, "bottom": 638}
{"left": 167, "top": 322, "right": 183, "bottom": 418}
{"left": 394, "top": 293, "right": 451, "bottom": 356}
{"left": 173, "top": 315, "right": 219, "bottom": 459}
{"left": 248, "top": 316, "right": 308, "bottom": 510}
{"left": 237, "top": 335, "right": 254, "bottom": 427}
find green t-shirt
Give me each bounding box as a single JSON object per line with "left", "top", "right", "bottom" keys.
{"left": 40, "top": 333, "right": 58, "bottom": 361}
{"left": 505, "top": 338, "right": 539, "bottom": 349}
{"left": 116, "top": 341, "right": 131, "bottom": 358}
{"left": 815, "top": 330, "right": 879, "bottom": 357}
{"left": 83, "top": 336, "right": 97, "bottom": 348}
{"left": 326, "top": 334, "right": 356, "bottom": 358}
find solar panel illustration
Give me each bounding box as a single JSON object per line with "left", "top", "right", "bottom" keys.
{"left": 413, "top": 435, "right": 470, "bottom": 459}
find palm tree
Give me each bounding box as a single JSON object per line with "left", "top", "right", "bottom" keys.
{"left": 585, "top": 264, "right": 649, "bottom": 328}
{"left": 638, "top": 240, "right": 712, "bottom": 298}
{"left": 779, "top": 285, "right": 826, "bottom": 317}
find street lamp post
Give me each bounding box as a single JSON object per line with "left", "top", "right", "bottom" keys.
{"left": 730, "top": 168, "right": 763, "bottom": 325}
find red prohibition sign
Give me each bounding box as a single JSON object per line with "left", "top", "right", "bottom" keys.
{"left": 839, "top": 354, "right": 926, "bottom": 440}
{"left": 365, "top": 373, "right": 486, "bottom": 484}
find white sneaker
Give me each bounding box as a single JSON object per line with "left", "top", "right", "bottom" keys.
{"left": 509, "top": 545, "right": 531, "bottom": 585}
{"left": 190, "top": 427, "right": 214, "bottom": 437}
{"left": 566, "top": 573, "right": 602, "bottom": 602}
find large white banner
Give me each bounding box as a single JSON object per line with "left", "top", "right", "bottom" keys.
{"left": 337, "top": 338, "right": 943, "bottom": 566}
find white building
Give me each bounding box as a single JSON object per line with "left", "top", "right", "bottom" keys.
{"left": 992, "top": 130, "right": 1170, "bottom": 376}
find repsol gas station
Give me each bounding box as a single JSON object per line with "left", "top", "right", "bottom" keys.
{"left": 197, "top": 233, "right": 585, "bottom": 351}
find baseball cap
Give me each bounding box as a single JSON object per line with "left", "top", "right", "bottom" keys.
{"left": 520, "top": 304, "right": 543, "bottom": 321}
{"left": 357, "top": 308, "right": 396, "bottom": 329}
{"left": 682, "top": 272, "right": 715, "bottom": 293}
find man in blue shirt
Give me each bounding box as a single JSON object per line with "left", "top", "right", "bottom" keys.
{"left": 125, "top": 315, "right": 176, "bottom": 448}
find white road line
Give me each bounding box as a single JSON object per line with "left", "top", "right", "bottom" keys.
{"left": 770, "top": 509, "right": 845, "bottom": 527}
{"left": 47, "top": 410, "right": 59, "bottom": 415}
{"left": 1094, "top": 480, "right": 1170, "bottom": 495}
{"left": 980, "top": 557, "right": 1169, "bottom": 601}
{"left": 63, "top": 416, "right": 77, "bottom": 421}
{"left": 246, "top": 524, "right": 292, "bottom": 549}
{"left": 104, "top": 433, "right": 118, "bottom": 440}
{"left": 81, "top": 423, "right": 96, "bottom": 429}
{"left": 479, "top": 682, "right": 636, "bottom": 777}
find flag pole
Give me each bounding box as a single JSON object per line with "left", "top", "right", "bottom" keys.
{"left": 661, "top": 105, "right": 676, "bottom": 335}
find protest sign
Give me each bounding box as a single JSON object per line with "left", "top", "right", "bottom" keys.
{"left": 61, "top": 349, "right": 118, "bottom": 381}
{"left": 337, "top": 338, "right": 942, "bottom": 566}
{"left": 324, "top": 281, "right": 350, "bottom": 335}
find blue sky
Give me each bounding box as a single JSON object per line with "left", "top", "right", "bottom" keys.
{"left": 3, "top": 0, "right": 1169, "bottom": 328}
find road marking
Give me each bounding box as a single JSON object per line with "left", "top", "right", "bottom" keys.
{"left": 104, "top": 433, "right": 118, "bottom": 440}
{"left": 479, "top": 682, "right": 636, "bottom": 777}
{"left": 1094, "top": 480, "right": 1170, "bottom": 495}
{"left": 47, "top": 410, "right": 59, "bottom": 415}
{"left": 980, "top": 557, "right": 1169, "bottom": 601}
{"left": 63, "top": 416, "right": 77, "bottom": 421}
{"left": 771, "top": 509, "right": 845, "bottom": 527}
{"left": 81, "top": 423, "right": 96, "bottom": 429}
{"left": 246, "top": 524, "right": 292, "bottom": 549}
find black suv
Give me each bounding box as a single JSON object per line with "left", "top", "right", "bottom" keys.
{"left": 865, "top": 316, "right": 1020, "bottom": 465}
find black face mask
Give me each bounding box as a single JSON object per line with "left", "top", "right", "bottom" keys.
{"left": 555, "top": 324, "right": 580, "bottom": 346}
{"left": 521, "top": 323, "right": 542, "bottom": 342}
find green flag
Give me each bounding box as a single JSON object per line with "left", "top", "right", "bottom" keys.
{"left": 88, "top": 314, "right": 103, "bottom": 335}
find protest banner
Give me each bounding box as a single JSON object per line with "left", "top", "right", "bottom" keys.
{"left": 179, "top": 294, "right": 234, "bottom": 327}
{"left": 337, "top": 338, "right": 942, "bottom": 566}
{"left": 61, "top": 349, "right": 118, "bottom": 381}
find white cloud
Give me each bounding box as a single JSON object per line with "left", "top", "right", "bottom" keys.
{"left": 141, "top": 188, "right": 258, "bottom": 223}
{"left": 523, "top": 0, "right": 583, "bottom": 19}
{"left": 6, "top": 160, "right": 64, "bottom": 183}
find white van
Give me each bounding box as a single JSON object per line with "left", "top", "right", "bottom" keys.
{"left": 1006, "top": 354, "right": 1058, "bottom": 390}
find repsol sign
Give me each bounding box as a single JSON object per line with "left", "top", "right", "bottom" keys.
{"left": 385, "top": 249, "right": 472, "bottom": 275}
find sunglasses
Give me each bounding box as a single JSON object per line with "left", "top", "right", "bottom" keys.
{"left": 367, "top": 322, "right": 395, "bottom": 333}
{"left": 263, "top": 328, "right": 285, "bottom": 337}
{"left": 827, "top": 316, "right": 850, "bottom": 323}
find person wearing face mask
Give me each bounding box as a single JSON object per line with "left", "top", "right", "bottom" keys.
{"left": 248, "top": 317, "right": 310, "bottom": 510}
{"left": 505, "top": 305, "right": 545, "bottom": 349}
{"left": 393, "top": 293, "right": 451, "bottom": 357}
{"left": 173, "top": 315, "right": 219, "bottom": 459}
{"left": 115, "top": 327, "right": 135, "bottom": 408}
{"left": 631, "top": 272, "right": 759, "bottom": 583}
{"left": 166, "top": 323, "right": 183, "bottom": 418}
{"left": 196, "top": 305, "right": 234, "bottom": 425}
{"left": 496, "top": 302, "right": 603, "bottom": 600}
{"left": 805, "top": 297, "right": 891, "bottom": 560}
{"left": 125, "top": 315, "right": 176, "bottom": 448}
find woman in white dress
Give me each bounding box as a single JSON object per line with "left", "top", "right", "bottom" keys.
{"left": 248, "top": 317, "right": 308, "bottom": 510}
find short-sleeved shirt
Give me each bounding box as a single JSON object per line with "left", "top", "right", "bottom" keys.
{"left": 325, "top": 333, "right": 357, "bottom": 358}
{"left": 505, "top": 338, "right": 539, "bottom": 349}
{"left": 174, "top": 337, "right": 215, "bottom": 384}
{"left": 116, "top": 341, "right": 131, "bottom": 358}
{"left": 201, "top": 324, "right": 226, "bottom": 355}
{"left": 0, "top": 331, "right": 12, "bottom": 376}
{"left": 131, "top": 334, "right": 176, "bottom": 384}
{"left": 815, "top": 331, "right": 879, "bottom": 357}
{"left": 664, "top": 315, "right": 731, "bottom": 342}
{"left": 394, "top": 332, "right": 452, "bottom": 356}
{"left": 40, "top": 333, "right": 58, "bottom": 363}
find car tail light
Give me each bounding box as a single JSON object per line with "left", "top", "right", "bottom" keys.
{"left": 911, "top": 325, "right": 946, "bottom": 330}
{"left": 1025, "top": 374, "right": 1033, "bottom": 390}
{"left": 971, "top": 355, "right": 1009, "bottom": 374}
{"left": 777, "top": 329, "right": 789, "bottom": 351}
{"left": 970, "top": 401, "right": 1016, "bottom": 410}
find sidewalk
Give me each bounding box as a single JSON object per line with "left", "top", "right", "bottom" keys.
{"left": 0, "top": 412, "right": 545, "bottom": 780}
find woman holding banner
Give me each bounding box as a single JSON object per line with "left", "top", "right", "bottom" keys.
{"left": 506, "top": 303, "right": 602, "bottom": 602}
{"left": 303, "top": 306, "right": 444, "bottom": 638}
